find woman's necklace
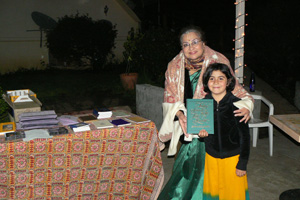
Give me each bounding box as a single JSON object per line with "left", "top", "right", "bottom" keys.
{"left": 185, "top": 56, "right": 205, "bottom": 70}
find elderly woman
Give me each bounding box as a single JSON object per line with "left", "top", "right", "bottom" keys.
{"left": 158, "top": 26, "right": 253, "bottom": 200}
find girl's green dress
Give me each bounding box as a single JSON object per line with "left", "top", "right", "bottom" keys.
{"left": 158, "top": 71, "right": 206, "bottom": 200}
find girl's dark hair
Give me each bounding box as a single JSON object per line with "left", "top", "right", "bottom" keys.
{"left": 202, "top": 63, "right": 236, "bottom": 93}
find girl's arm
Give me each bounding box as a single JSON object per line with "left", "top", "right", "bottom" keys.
{"left": 235, "top": 114, "right": 251, "bottom": 171}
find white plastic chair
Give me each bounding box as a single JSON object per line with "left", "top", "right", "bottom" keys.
{"left": 249, "top": 94, "right": 274, "bottom": 156}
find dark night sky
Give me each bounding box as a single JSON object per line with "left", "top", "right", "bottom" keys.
{"left": 130, "top": 0, "right": 300, "bottom": 100}
{"left": 138, "top": 0, "right": 243, "bottom": 53}
{"left": 159, "top": 0, "right": 235, "bottom": 50}
{"left": 140, "top": 0, "right": 299, "bottom": 52}
{"left": 138, "top": 0, "right": 300, "bottom": 67}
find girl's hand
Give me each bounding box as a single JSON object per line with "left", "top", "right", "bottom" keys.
{"left": 234, "top": 107, "right": 250, "bottom": 123}
{"left": 198, "top": 129, "right": 208, "bottom": 137}
{"left": 236, "top": 169, "right": 246, "bottom": 177}
{"left": 176, "top": 111, "right": 188, "bottom": 138}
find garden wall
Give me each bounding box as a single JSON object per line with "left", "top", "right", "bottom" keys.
{"left": 136, "top": 84, "right": 164, "bottom": 129}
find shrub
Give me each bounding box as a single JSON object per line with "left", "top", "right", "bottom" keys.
{"left": 123, "top": 27, "right": 181, "bottom": 86}
{"left": 46, "top": 13, "right": 117, "bottom": 70}
{"left": 123, "top": 28, "right": 144, "bottom": 74}
{"left": 0, "top": 87, "right": 8, "bottom": 122}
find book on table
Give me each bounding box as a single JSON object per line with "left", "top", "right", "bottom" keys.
{"left": 5, "top": 131, "right": 26, "bottom": 141}
{"left": 93, "top": 108, "right": 112, "bottom": 119}
{"left": 69, "top": 122, "right": 91, "bottom": 132}
{"left": 125, "top": 116, "right": 150, "bottom": 124}
{"left": 57, "top": 115, "right": 79, "bottom": 126}
{"left": 48, "top": 127, "right": 69, "bottom": 136}
{"left": 110, "top": 118, "right": 131, "bottom": 127}
{"left": 186, "top": 99, "right": 214, "bottom": 134}
{"left": 78, "top": 114, "right": 98, "bottom": 123}
{"left": 0, "top": 122, "right": 16, "bottom": 134}
{"left": 91, "top": 119, "right": 114, "bottom": 129}
{"left": 112, "top": 110, "right": 131, "bottom": 118}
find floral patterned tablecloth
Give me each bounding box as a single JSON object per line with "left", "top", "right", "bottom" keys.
{"left": 0, "top": 121, "right": 164, "bottom": 200}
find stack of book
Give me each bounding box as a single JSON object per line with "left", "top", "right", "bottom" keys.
{"left": 17, "top": 110, "right": 59, "bottom": 130}
{"left": 93, "top": 108, "right": 112, "bottom": 119}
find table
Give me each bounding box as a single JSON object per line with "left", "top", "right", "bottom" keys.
{"left": 269, "top": 114, "right": 300, "bottom": 200}
{"left": 269, "top": 114, "right": 300, "bottom": 143}
{"left": 0, "top": 121, "right": 164, "bottom": 199}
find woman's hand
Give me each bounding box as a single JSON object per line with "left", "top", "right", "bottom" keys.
{"left": 234, "top": 107, "right": 250, "bottom": 123}
{"left": 198, "top": 129, "right": 208, "bottom": 138}
{"left": 176, "top": 111, "right": 188, "bottom": 138}
{"left": 234, "top": 90, "right": 247, "bottom": 99}
{"left": 236, "top": 169, "right": 246, "bottom": 177}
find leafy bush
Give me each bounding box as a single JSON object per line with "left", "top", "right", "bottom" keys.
{"left": 0, "top": 86, "right": 8, "bottom": 122}
{"left": 123, "top": 28, "right": 144, "bottom": 74}
{"left": 46, "top": 13, "right": 117, "bottom": 70}
{"left": 123, "top": 27, "right": 181, "bottom": 86}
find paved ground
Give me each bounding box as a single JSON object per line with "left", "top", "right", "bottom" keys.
{"left": 160, "top": 67, "right": 300, "bottom": 200}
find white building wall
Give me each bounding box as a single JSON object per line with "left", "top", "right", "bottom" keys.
{"left": 0, "top": 0, "right": 140, "bottom": 74}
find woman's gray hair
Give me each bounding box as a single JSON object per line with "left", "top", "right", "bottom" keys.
{"left": 179, "top": 25, "right": 206, "bottom": 45}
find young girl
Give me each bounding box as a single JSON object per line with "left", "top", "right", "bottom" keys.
{"left": 199, "top": 63, "right": 250, "bottom": 200}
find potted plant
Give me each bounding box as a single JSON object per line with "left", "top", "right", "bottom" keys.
{"left": 120, "top": 28, "right": 142, "bottom": 90}
{"left": 120, "top": 27, "right": 180, "bottom": 89}
{"left": 120, "top": 55, "right": 138, "bottom": 90}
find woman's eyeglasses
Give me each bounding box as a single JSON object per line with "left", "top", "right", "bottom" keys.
{"left": 182, "top": 39, "right": 202, "bottom": 49}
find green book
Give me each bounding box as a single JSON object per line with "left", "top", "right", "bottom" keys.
{"left": 187, "top": 99, "right": 214, "bottom": 134}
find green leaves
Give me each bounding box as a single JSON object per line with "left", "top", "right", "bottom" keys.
{"left": 0, "top": 86, "right": 8, "bottom": 122}
{"left": 123, "top": 27, "right": 181, "bottom": 86}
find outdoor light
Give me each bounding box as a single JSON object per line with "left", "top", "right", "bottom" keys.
{"left": 234, "top": 0, "right": 246, "bottom": 84}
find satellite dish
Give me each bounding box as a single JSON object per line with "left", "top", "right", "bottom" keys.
{"left": 27, "top": 11, "right": 57, "bottom": 47}
{"left": 31, "top": 11, "right": 57, "bottom": 30}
